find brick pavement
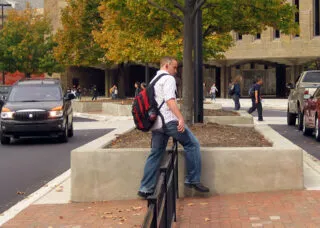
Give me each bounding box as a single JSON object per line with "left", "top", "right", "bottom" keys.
{"left": 2, "top": 190, "right": 320, "bottom": 228}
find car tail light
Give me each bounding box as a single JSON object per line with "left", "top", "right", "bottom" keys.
{"left": 304, "top": 90, "right": 309, "bottom": 94}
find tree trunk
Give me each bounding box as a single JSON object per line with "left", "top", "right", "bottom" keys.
{"left": 182, "top": 2, "right": 194, "bottom": 125}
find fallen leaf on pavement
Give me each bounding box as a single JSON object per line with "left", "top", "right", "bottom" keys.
{"left": 200, "top": 202, "right": 208, "bottom": 205}
{"left": 133, "top": 213, "right": 141, "bottom": 216}
{"left": 187, "top": 203, "right": 194, "bottom": 206}
{"left": 132, "top": 206, "right": 142, "bottom": 211}
{"left": 205, "top": 218, "right": 211, "bottom": 222}
{"left": 126, "top": 209, "right": 131, "bottom": 212}
{"left": 59, "top": 216, "right": 63, "bottom": 219}
{"left": 104, "top": 212, "right": 113, "bottom": 214}
{"left": 16, "top": 191, "right": 25, "bottom": 195}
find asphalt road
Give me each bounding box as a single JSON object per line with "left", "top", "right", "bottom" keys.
{"left": 0, "top": 118, "right": 113, "bottom": 213}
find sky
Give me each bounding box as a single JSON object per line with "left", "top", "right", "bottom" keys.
{"left": 0, "top": 0, "right": 43, "bottom": 10}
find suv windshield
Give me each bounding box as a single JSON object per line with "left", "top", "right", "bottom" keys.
{"left": 8, "top": 86, "right": 62, "bottom": 102}
{"left": 302, "top": 72, "right": 320, "bottom": 82}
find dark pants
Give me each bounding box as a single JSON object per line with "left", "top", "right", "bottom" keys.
{"left": 248, "top": 98, "right": 263, "bottom": 120}
{"left": 233, "top": 94, "right": 240, "bottom": 110}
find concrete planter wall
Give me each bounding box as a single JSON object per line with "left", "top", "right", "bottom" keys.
{"left": 102, "top": 103, "right": 132, "bottom": 116}
{"left": 72, "top": 101, "right": 102, "bottom": 113}
{"left": 71, "top": 125, "right": 303, "bottom": 202}
{"left": 73, "top": 101, "right": 222, "bottom": 116}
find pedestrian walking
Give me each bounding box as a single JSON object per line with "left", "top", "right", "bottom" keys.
{"left": 209, "top": 83, "right": 218, "bottom": 101}
{"left": 232, "top": 75, "right": 242, "bottom": 110}
{"left": 76, "top": 86, "right": 82, "bottom": 100}
{"left": 134, "top": 82, "right": 141, "bottom": 97}
{"left": 140, "top": 82, "right": 147, "bottom": 90}
{"left": 248, "top": 77, "right": 264, "bottom": 121}
{"left": 91, "top": 85, "right": 98, "bottom": 101}
{"left": 138, "top": 56, "right": 210, "bottom": 198}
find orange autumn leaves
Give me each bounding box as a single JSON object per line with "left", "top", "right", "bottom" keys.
{"left": 92, "top": 2, "right": 182, "bottom": 64}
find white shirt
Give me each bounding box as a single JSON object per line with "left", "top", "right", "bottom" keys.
{"left": 150, "top": 70, "right": 178, "bottom": 130}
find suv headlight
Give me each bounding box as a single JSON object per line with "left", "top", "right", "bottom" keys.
{"left": 1, "top": 107, "right": 15, "bottom": 119}
{"left": 49, "top": 106, "right": 63, "bottom": 118}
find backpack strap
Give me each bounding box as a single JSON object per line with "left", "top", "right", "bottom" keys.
{"left": 149, "top": 73, "right": 169, "bottom": 130}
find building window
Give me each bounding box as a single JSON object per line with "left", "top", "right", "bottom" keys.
{"left": 294, "top": 0, "right": 300, "bottom": 37}
{"left": 250, "top": 63, "right": 255, "bottom": 69}
{"left": 256, "top": 33, "right": 261, "bottom": 39}
{"left": 236, "top": 65, "right": 240, "bottom": 69}
{"left": 237, "top": 33, "right": 242, "bottom": 40}
{"left": 274, "top": 29, "right": 280, "bottom": 39}
{"left": 315, "top": 0, "right": 320, "bottom": 36}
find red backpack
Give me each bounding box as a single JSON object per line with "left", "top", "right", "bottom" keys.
{"left": 132, "top": 74, "right": 167, "bottom": 132}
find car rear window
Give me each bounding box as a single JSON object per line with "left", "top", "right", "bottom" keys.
{"left": 302, "top": 72, "right": 320, "bottom": 82}
{"left": 8, "top": 86, "right": 62, "bottom": 102}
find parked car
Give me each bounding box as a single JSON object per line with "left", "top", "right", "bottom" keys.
{"left": 302, "top": 87, "right": 320, "bottom": 141}
{"left": 0, "top": 79, "right": 75, "bottom": 145}
{"left": 0, "top": 85, "right": 11, "bottom": 112}
{"left": 287, "top": 70, "right": 320, "bottom": 130}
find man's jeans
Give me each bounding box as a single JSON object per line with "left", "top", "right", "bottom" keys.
{"left": 248, "top": 98, "right": 263, "bottom": 120}
{"left": 233, "top": 94, "right": 240, "bottom": 110}
{"left": 139, "top": 121, "right": 201, "bottom": 193}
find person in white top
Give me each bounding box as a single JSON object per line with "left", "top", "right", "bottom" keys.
{"left": 138, "top": 56, "right": 210, "bottom": 198}
{"left": 209, "top": 83, "right": 218, "bottom": 101}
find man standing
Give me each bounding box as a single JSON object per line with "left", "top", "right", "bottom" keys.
{"left": 248, "top": 77, "right": 263, "bottom": 121}
{"left": 138, "top": 56, "right": 209, "bottom": 198}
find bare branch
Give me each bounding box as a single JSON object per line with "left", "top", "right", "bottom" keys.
{"left": 191, "top": 0, "right": 206, "bottom": 19}
{"left": 147, "top": 0, "right": 183, "bottom": 23}
{"left": 173, "top": 0, "right": 185, "bottom": 14}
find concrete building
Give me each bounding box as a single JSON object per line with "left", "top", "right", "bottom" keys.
{"left": 210, "top": 0, "right": 320, "bottom": 98}
{"left": 44, "top": 0, "right": 320, "bottom": 97}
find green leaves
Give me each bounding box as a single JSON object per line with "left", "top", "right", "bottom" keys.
{"left": 54, "top": 0, "right": 104, "bottom": 66}
{"left": 0, "top": 6, "right": 60, "bottom": 76}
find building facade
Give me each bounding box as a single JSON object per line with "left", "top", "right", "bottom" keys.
{"left": 210, "top": 0, "right": 320, "bottom": 97}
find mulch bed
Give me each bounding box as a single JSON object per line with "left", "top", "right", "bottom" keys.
{"left": 107, "top": 123, "right": 272, "bottom": 148}
{"left": 204, "top": 109, "right": 239, "bottom": 116}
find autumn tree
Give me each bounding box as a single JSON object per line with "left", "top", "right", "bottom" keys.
{"left": 0, "top": 6, "right": 62, "bottom": 78}
{"left": 54, "top": 0, "right": 105, "bottom": 66}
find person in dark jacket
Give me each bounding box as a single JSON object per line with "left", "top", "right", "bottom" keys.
{"left": 232, "top": 75, "right": 242, "bottom": 110}
{"left": 134, "top": 82, "right": 141, "bottom": 97}
{"left": 248, "top": 77, "right": 263, "bottom": 121}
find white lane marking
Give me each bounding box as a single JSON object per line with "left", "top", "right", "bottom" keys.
{"left": 0, "top": 170, "right": 70, "bottom": 226}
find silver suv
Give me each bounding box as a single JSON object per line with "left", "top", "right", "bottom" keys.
{"left": 287, "top": 70, "right": 320, "bottom": 130}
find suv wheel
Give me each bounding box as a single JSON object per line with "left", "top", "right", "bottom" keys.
{"left": 58, "top": 121, "right": 68, "bottom": 143}
{"left": 297, "top": 110, "right": 303, "bottom": 131}
{"left": 68, "top": 121, "right": 74, "bottom": 137}
{"left": 303, "top": 114, "right": 313, "bottom": 136}
{"left": 1, "top": 134, "right": 10, "bottom": 145}
{"left": 287, "top": 107, "right": 296, "bottom": 126}
{"left": 315, "top": 117, "right": 320, "bottom": 141}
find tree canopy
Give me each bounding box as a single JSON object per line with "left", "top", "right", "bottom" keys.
{"left": 96, "top": 0, "right": 298, "bottom": 123}
{"left": 0, "top": 5, "right": 62, "bottom": 77}
{"left": 54, "top": 0, "right": 105, "bottom": 66}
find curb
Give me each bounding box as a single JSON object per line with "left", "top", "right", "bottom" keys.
{"left": 0, "top": 170, "right": 70, "bottom": 226}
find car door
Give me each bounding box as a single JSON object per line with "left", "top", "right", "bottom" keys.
{"left": 289, "top": 73, "right": 303, "bottom": 113}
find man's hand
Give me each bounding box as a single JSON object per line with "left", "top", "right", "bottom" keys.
{"left": 166, "top": 98, "right": 185, "bottom": 133}
{"left": 177, "top": 118, "right": 185, "bottom": 133}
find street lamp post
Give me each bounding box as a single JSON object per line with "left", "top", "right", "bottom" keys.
{"left": 194, "top": 9, "right": 203, "bottom": 123}
{"left": 0, "top": 3, "right": 11, "bottom": 85}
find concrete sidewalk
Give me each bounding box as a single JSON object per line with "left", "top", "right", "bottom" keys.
{"left": 1, "top": 103, "right": 319, "bottom": 228}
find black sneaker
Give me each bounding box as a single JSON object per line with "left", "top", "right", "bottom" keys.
{"left": 258, "top": 118, "right": 263, "bottom": 121}
{"left": 137, "top": 191, "right": 153, "bottom": 198}
{"left": 184, "top": 183, "right": 210, "bottom": 193}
